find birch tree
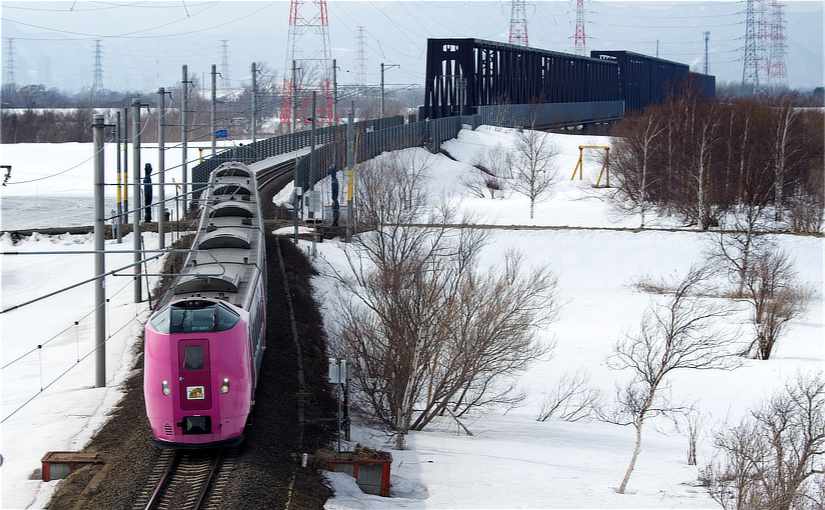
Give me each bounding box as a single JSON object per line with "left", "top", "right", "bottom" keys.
{"left": 601, "top": 266, "right": 738, "bottom": 494}
{"left": 509, "top": 129, "right": 558, "bottom": 219}
{"left": 772, "top": 99, "right": 800, "bottom": 222}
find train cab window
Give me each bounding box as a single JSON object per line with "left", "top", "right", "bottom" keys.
{"left": 149, "top": 300, "right": 240, "bottom": 333}
{"left": 183, "top": 346, "right": 205, "bottom": 370}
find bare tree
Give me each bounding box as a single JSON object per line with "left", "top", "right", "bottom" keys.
{"left": 710, "top": 212, "right": 773, "bottom": 298}
{"left": 509, "top": 128, "right": 558, "bottom": 219}
{"left": 536, "top": 371, "right": 601, "bottom": 423}
{"left": 464, "top": 145, "right": 511, "bottom": 199}
{"left": 327, "top": 155, "right": 557, "bottom": 449}
{"left": 771, "top": 100, "right": 800, "bottom": 222}
{"left": 609, "top": 113, "right": 666, "bottom": 226}
{"left": 684, "top": 407, "right": 705, "bottom": 466}
{"left": 740, "top": 249, "right": 809, "bottom": 360}
{"left": 705, "top": 375, "right": 825, "bottom": 510}
{"left": 601, "top": 266, "right": 738, "bottom": 494}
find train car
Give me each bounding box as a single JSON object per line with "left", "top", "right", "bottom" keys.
{"left": 143, "top": 161, "right": 267, "bottom": 448}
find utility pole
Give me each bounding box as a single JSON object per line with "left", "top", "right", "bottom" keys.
{"left": 380, "top": 63, "right": 385, "bottom": 118}
{"left": 291, "top": 60, "right": 298, "bottom": 133}
{"left": 656, "top": 40, "right": 660, "bottom": 58}
{"left": 211, "top": 65, "right": 217, "bottom": 157}
{"left": 332, "top": 58, "right": 338, "bottom": 125}
{"left": 158, "top": 87, "right": 167, "bottom": 250}
{"left": 310, "top": 90, "right": 317, "bottom": 195}
{"left": 309, "top": 91, "right": 317, "bottom": 255}
{"left": 380, "top": 63, "right": 399, "bottom": 118}
{"left": 345, "top": 102, "right": 354, "bottom": 243}
{"left": 115, "top": 110, "right": 122, "bottom": 244}
{"left": 251, "top": 62, "right": 257, "bottom": 144}
{"left": 132, "top": 99, "right": 142, "bottom": 304}
{"left": 92, "top": 114, "right": 107, "bottom": 387}
{"left": 181, "top": 65, "right": 189, "bottom": 212}
{"left": 122, "top": 107, "right": 129, "bottom": 224}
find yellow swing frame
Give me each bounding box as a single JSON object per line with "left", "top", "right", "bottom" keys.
{"left": 570, "top": 144, "right": 611, "bottom": 187}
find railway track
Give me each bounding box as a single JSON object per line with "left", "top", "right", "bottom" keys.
{"left": 257, "top": 159, "right": 296, "bottom": 192}
{"left": 133, "top": 449, "right": 235, "bottom": 510}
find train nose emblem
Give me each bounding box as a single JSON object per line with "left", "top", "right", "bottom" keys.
{"left": 186, "top": 386, "right": 206, "bottom": 400}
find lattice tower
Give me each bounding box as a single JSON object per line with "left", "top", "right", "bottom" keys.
{"left": 703, "top": 31, "right": 710, "bottom": 75}
{"left": 356, "top": 26, "right": 367, "bottom": 87}
{"left": 767, "top": 0, "right": 787, "bottom": 86}
{"left": 508, "top": 0, "right": 529, "bottom": 46}
{"left": 280, "top": 0, "right": 335, "bottom": 129}
{"left": 742, "top": 0, "right": 761, "bottom": 87}
{"left": 3, "top": 38, "right": 15, "bottom": 87}
{"left": 573, "top": 0, "right": 587, "bottom": 55}
{"left": 220, "top": 40, "right": 231, "bottom": 90}
{"left": 92, "top": 40, "right": 104, "bottom": 100}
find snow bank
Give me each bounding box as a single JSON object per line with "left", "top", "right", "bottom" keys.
{"left": 308, "top": 127, "right": 824, "bottom": 509}
{"left": 1, "top": 232, "right": 169, "bottom": 509}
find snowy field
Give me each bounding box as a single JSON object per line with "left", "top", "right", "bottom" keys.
{"left": 306, "top": 127, "right": 824, "bottom": 509}
{"left": 0, "top": 232, "right": 169, "bottom": 509}
{"left": 0, "top": 139, "right": 250, "bottom": 230}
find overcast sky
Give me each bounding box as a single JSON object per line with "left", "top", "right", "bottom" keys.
{"left": 1, "top": 0, "right": 822, "bottom": 93}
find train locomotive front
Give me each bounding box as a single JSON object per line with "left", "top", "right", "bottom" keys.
{"left": 143, "top": 162, "right": 266, "bottom": 447}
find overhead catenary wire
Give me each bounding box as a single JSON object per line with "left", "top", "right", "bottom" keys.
{"left": 1, "top": 310, "right": 145, "bottom": 424}
{"left": 3, "top": 2, "right": 276, "bottom": 41}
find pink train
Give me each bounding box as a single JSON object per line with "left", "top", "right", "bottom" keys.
{"left": 144, "top": 162, "right": 267, "bottom": 448}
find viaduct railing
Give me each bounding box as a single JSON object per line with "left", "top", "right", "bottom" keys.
{"left": 193, "top": 100, "right": 623, "bottom": 199}
{"left": 294, "top": 100, "right": 624, "bottom": 191}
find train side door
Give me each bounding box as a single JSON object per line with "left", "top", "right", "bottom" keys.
{"left": 178, "top": 339, "right": 212, "bottom": 411}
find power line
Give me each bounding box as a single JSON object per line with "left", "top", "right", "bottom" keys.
{"left": 1, "top": 2, "right": 271, "bottom": 40}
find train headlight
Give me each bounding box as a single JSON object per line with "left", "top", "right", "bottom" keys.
{"left": 161, "top": 380, "right": 171, "bottom": 396}
{"left": 220, "top": 378, "right": 230, "bottom": 394}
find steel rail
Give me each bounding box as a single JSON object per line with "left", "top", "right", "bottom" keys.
{"left": 143, "top": 452, "right": 179, "bottom": 510}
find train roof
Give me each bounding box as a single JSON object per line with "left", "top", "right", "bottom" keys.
{"left": 157, "top": 161, "right": 265, "bottom": 312}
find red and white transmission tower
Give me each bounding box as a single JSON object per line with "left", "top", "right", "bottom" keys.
{"left": 508, "top": 0, "right": 529, "bottom": 46}
{"left": 573, "top": 0, "right": 587, "bottom": 56}
{"left": 280, "top": 0, "right": 334, "bottom": 131}
{"left": 767, "top": 0, "right": 787, "bottom": 86}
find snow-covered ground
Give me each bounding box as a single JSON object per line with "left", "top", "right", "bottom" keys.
{"left": 0, "top": 139, "right": 250, "bottom": 199}
{"left": 0, "top": 231, "right": 169, "bottom": 509}
{"left": 307, "top": 126, "right": 824, "bottom": 509}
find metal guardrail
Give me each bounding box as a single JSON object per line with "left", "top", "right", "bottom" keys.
{"left": 191, "top": 116, "right": 405, "bottom": 199}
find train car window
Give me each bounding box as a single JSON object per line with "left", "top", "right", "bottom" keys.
{"left": 183, "top": 345, "right": 205, "bottom": 370}
{"left": 149, "top": 301, "right": 240, "bottom": 333}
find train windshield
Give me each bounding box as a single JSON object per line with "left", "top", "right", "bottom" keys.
{"left": 150, "top": 300, "right": 240, "bottom": 333}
